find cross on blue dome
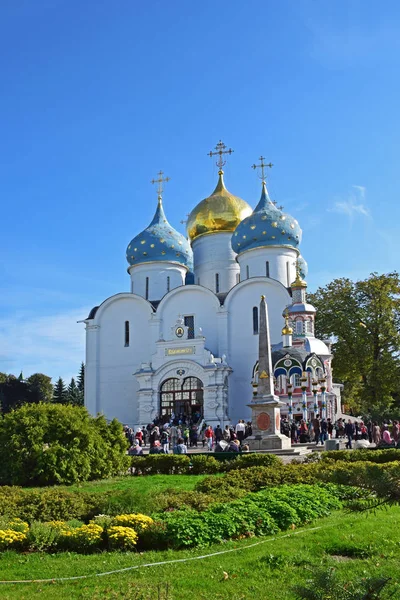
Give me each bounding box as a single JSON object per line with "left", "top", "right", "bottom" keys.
{"left": 231, "top": 182, "right": 302, "bottom": 254}
{"left": 126, "top": 198, "right": 193, "bottom": 270}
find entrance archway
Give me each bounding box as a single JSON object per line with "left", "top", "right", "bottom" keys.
{"left": 160, "top": 377, "right": 204, "bottom": 422}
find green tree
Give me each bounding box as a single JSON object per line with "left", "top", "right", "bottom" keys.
{"left": 77, "top": 362, "right": 85, "bottom": 405}
{"left": 67, "top": 377, "right": 82, "bottom": 406}
{"left": 0, "top": 403, "right": 130, "bottom": 486}
{"left": 53, "top": 377, "right": 67, "bottom": 404}
{"left": 308, "top": 272, "right": 400, "bottom": 420}
{"left": 26, "top": 373, "right": 53, "bottom": 403}
{"left": 0, "top": 374, "right": 30, "bottom": 413}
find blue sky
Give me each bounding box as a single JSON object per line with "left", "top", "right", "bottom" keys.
{"left": 1, "top": 0, "right": 400, "bottom": 383}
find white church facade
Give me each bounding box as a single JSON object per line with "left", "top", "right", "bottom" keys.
{"left": 83, "top": 144, "right": 341, "bottom": 428}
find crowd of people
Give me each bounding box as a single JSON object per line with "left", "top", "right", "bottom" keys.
{"left": 123, "top": 418, "right": 253, "bottom": 455}
{"left": 280, "top": 416, "right": 400, "bottom": 449}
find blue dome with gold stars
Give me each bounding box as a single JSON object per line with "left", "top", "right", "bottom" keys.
{"left": 126, "top": 198, "right": 193, "bottom": 270}
{"left": 231, "top": 182, "right": 302, "bottom": 254}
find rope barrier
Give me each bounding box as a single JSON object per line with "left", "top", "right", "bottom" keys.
{"left": 0, "top": 526, "right": 323, "bottom": 584}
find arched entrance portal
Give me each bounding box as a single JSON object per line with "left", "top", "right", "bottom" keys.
{"left": 160, "top": 377, "right": 204, "bottom": 422}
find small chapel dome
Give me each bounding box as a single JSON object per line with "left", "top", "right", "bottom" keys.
{"left": 126, "top": 197, "right": 193, "bottom": 269}
{"left": 186, "top": 170, "right": 252, "bottom": 242}
{"left": 231, "top": 182, "right": 302, "bottom": 254}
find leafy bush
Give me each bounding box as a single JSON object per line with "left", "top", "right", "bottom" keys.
{"left": 107, "top": 526, "right": 138, "bottom": 550}
{"left": 190, "top": 455, "right": 220, "bottom": 474}
{"left": 26, "top": 521, "right": 62, "bottom": 551}
{"left": 224, "top": 453, "right": 282, "bottom": 471}
{"left": 0, "top": 486, "right": 109, "bottom": 523}
{"left": 131, "top": 454, "right": 190, "bottom": 475}
{"left": 0, "top": 403, "right": 130, "bottom": 486}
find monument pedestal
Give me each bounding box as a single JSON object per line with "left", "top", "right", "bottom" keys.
{"left": 247, "top": 394, "right": 291, "bottom": 451}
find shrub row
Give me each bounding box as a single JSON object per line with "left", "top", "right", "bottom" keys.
{"left": 130, "top": 452, "right": 280, "bottom": 475}
{"left": 195, "top": 460, "right": 400, "bottom": 496}
{"left": 322, "top": 448, "right": 400, "bottom": 464}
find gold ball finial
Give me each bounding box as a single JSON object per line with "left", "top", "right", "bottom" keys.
{"left": 261, "top": 295, "right": 265, "bottom": 300}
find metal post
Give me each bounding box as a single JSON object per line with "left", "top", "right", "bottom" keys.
{"left": 287, "top": 383, "right": 293, "bottom": 422}
{"left": 319, "top": 377, "right": 327, "bottom": 419}
{"left": 301, "top": 371, "right": 308, "bottom": 422}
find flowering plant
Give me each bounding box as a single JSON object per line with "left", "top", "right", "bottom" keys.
{"left": 107, "top": 526, "right": 138, "bottom": 551}
{"left": 111, "top": 513, "right": 154, "bottom": 534}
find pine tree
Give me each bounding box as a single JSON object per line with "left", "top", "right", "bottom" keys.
{"left": 67, "top": 377, "right": 82, "bottom": 406}
{"left": 53, "top": 377, "right": 67, "bottom": 404}
{"left": 77, "top": 362, "right": 85, "bottom": 406}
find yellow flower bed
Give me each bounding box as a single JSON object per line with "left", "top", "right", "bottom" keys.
{"left": 0, "top": 529, "right": 27, "bottom": 550}
{"left": 107, "top": 526, "right": 138, "bottom": 551}
{"left": 111, "top": 513, "right": 154, "bottom": 534}
{"left": 59, "top": 523, "right": 103, "bottom": 551}
{"left": 3, "top": 518, "right": 29, "bottom": 534}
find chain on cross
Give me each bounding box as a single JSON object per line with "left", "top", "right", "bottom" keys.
{"left": 208, "top": 140, "right": 234, "bottom": 172}
{"left": 251, "top": 156, "right": 273, "bottom": 183}
{"left": 151, "top": 170, "right": 170, "bottom": 200}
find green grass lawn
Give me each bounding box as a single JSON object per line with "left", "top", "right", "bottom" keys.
{"left": 0, "top": 505, "right": 399, "bottom": 600}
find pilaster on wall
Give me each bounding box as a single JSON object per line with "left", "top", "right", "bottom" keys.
{"left": 85, "top": 324, "right": 100, "bottom": 416}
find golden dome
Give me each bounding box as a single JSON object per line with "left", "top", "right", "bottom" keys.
{"left": 186, "top": 171, "right": 252, "bottom": 241}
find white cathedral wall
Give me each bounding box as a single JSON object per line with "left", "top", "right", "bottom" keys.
{"left": 87, "top": 294, "right": 153, "bottom": 426}
{"left": 128, "top": 262, "right": 187, "bottom": 300}
{"left": 156, "top": 285, "right": 220, "bottom": 355}
{"left": 237, "top": 246, "right": 298, "bottom": 288}
{"left": 225, "top": 278, "right": 291, "bottom": 423}
{"left": 191, "top": 232, "right": 240, "bottom": 293}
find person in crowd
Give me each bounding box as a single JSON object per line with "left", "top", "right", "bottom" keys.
{"left": 170, "top": 423, "right": 178, "bottom": 450}
{"left": 235, "top": 419, "right": 246, "bottom": 442}
{"left": 242, "top": 444, "right": 250, "bottom": 452}
{"left": 223, "top": 425, "right": 231, "bottom": 442}
{"left": 354, "top": 421, "right": 360, "bottom": 441}
{"left": 281, "top": 417, "right": 290, "bottom": 438}
{"left": 189, "top": 425, "right": 198, "bottom": 447}
{"left": 382, "top": 426, "right": 393, "bottom": 446}
{"left": 228, "top": 439, "right": 241, "bottom": 452}
{"left": 337, "top": 419, "right": 345, "bottom": 438}
{"left": 345, "top": 419, "right": 355, "bottom": 449}
{"left": 372, "top": 421, "right": 381, "bottom": 445}
{"left": 204, "top": 425, "right": 214, "bottom": 451}
{"left": 320, "top": 418, "right": 328, "bottom": 444}
{"left": 245, "top": 421, "right": 252, "bottom": 437}
{"left": 128, "top": 441, "right": 143, "bottom": 456}
{"left": 214, "top": 424, "right": 223, "bottom": 442}
{"left": 149, "top": 440, "right": 164, "bottom": 454}
{"left": 393, "top": 420, "right": 400, "bottom": 444}
{"left": 327, "top": 418, "right": 334, "bottom": 438}
{"left": 160, "top": 428, "right": 170, "bottom": 454}
{"left": 135, "top": 428, "right": 143, "bottom": 447}
{"left": 142, "top": 427, "right": 148, "bottom": 446}
{"left": 183, "top": 426, "right": 190, "bottom": 445}
{"left": 290, "top": 420, "right": 298, "bottom": 444}
{"left": 173, "top": 437, "right": 188, "bottom": 454}
{"left": 149, "top": 425, "right": 160, "bottom": 447}
{"left": 367, "top": 421, "right": 373, "bottom": 443}
{"left": 312, "top": 414, "right": 321, "bottom": 445}
{"left": 299, "top": 420, "right": 309, "bottom": 443}
{"left": 360, "top": 422, "right": 368, "bottom": 440}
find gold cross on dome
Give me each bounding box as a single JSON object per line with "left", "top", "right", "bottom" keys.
{"left": 208, "top": 140, "right": 234, "bottom": 172}
{"left": 151, "top": 170, "right": 170, "bottom": 200}
{"left": 252, "top": 156, "right": 273, "bottom": 183}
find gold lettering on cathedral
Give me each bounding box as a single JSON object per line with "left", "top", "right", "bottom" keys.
{"left": 165, "top": 347, "right": 195, "bottom": 356}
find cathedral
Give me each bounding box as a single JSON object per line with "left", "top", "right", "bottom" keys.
{"left": 83, "top": 142, "right": 342, "bottom": 428}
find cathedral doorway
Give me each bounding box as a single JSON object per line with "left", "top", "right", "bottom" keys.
{"left": 159, "top": 377, "right": 204, "bottom": 422}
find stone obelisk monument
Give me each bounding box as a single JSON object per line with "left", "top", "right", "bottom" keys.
{"left": 247, "top": 295, "right": 291, "bottom": 450}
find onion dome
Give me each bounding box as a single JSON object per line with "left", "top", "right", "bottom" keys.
{"left": 282, "top": 310, "right": 293, "bottom": 335}
{"left": 186, "top": 170, "right": 252, "bottom": 241}
{"left": 126, "top": 198, "right": 193, "bottom": 270}
{"left": 297, "top": 255, "right": 308, "bottom": 279}
{"left": 231, "top": 182, "right": 302, "bottom": 254}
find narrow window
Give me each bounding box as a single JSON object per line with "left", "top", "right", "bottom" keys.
{"left": 124, "top": 321, "right": 129, "bottom": 347}
{"left": 286, "top": 261, "right": 290, "bottom": 287}
{"left": 236, "top": 273, "right": 240, "bottom": 284}
{"left": 296, "top": 319, "right": 303, "bottom": 334}
{"left": 167, "top": 276, "right": 170, "bottom": 293}
{"left": 253, "top": 306, "right": 259, "bottom": 335}
{"left": 246, "top": 265, "right": 250, "bottom": 279}
{"left": 215, "top": 273, "right": 220, "bottom": 293}
{"left": 292, "top": 373, "right": 301, "bottom": 387}
{"left": 266, "top": 261, "right": 270, "bottom": 278}
{"left": 145, "top": 277, "right": 149, "bottom": 300}
{"left": 184, "top": 315, "right": 195, "bottom": 339}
